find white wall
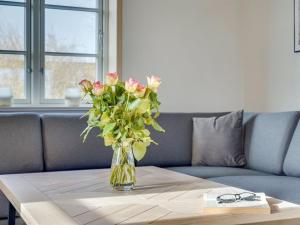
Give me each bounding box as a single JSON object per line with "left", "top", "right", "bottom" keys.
{"left": 238, "top": 0, "right": 269, "bottom": 112}
{"left": 122, "top": 0, "right": 244, "bottom": 112}
{"left": 241, "top": 0, "right": 300, "bottom": 112}
{"left": 123, "top": 0, "right": 300, "bottom": 112}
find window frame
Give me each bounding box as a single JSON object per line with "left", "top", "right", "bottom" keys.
{"left": 38, "top": 0, "right": 104, "bottom": 104}
{"left": 0, "top": 0, "right": 105, "bottom": 105}
{"left": 0, "top": 0, "right": 31, "bottom": 104}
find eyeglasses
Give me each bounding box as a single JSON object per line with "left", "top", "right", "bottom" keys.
{"left": 216, "top": 192, "right": 261, "bottom": 204}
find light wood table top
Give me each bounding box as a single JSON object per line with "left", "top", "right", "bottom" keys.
{"left": 0, "top": 166, "right": 300, "bottom": 225}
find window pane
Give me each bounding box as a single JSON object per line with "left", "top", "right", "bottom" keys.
{"left": 45, "top": 56, "right": 96, "bottom": 99}
{"left": 45, "top": 9, "right": 97, "bottom": 54}
{"left": 0, "top": 5, "right": 25, "bottom": 51}
{"left": 0, "top": 54, "right": 25, "bottom": 99}
{"left": 45, "top": 0, "right": 97, "bottom": 8}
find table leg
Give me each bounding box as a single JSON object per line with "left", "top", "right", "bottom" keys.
{"left": 8, "top": 202, "right": 16, "bottom": 225}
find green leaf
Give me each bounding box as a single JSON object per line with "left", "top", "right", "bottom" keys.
{"left": 128, "top": 99, "right": 141, "bottom": 110}
{"left": 117, "top": 94, "right": 126, "bottom": 105}
{"left": 132, "top": 142, "right": 147, "bottom": 161}
{"left": 102, "top": 122, "right": 116, "bottom": 135}
{"left": 137, "top": 117, "right": 144, "bottom": 126}
{"left": 141, "top": 129, "right": 150, "bottom": 136}
{"left": 100, "top": 112, "right": 110, "bottom": 126}
{"left": 144, "top": 117, "right": 153, "bottom": 125}
{"left": 152, "top": 120, "right": 165, "bottom": 132}
{"left": 81, "top": 126, "right": 92, "bottom": 143}
{"left": 150, "top": 139, "right": 158, "bottom": 145}
{"left": 104, "top": 133, "right": 114, "bottom": 146}
{"left": 115, "top": 131, "right": 122, "bottom": 140}
{"left": 153, "top": 111, "right": 160, "bottom": 119}
{"left": 137, "top": 99, "right": 150, "bottom": 114}
{"left": 80, "top": 111, "right": 90, "bottom": 119}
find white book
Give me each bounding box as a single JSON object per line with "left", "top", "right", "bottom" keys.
{"left": 203, "top": 192, "right": 271, "bottom": 215}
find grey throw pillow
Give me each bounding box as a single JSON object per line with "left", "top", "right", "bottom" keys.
{"left": 192, "top": 110, "right": 246, "bottom": 167}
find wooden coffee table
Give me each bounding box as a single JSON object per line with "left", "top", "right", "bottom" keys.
{"left": 0, "top": 166, "right": 300, "bottom": 225}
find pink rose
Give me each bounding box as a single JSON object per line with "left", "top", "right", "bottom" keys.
{"left": 134, "top": 83, "right": 146, "bottom": 98}
{"left": 79, "top": 79, "right": 92, "bottom": 93}
{"left": 147, "top": 76, "right": 161, "bottom": 93}
{"left": 92, "top": 81, "right": 105, "bottom": 96}
{"left": 106, "top": 72, "right": 119, "bottom": 85}
{"left": 125, "top": 78, "right": 139, "bottom": 93}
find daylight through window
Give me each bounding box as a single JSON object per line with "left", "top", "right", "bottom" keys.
{"left": 0, "top": 0, "right": 104, "bottom": 104}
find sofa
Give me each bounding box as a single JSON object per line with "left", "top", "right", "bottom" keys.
{"left": 0, "top": 111, "right": 300, "bottom": 224}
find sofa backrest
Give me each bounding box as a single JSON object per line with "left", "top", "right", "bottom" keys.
{"left": 137, "top": 112, "right": 227, "bottom": 167}
{"left": 283, "top": 120, "right": 300, "bottom": 177}
{"left": 2, "top": 111, "right": 299, "bottom": 175}
{"left": 244, "top": 112, "right": 299, "bottom": 175}
{"left": 41, "top": 112, "right": 227, "bottom": 170}
{"left": 0, "top": 113, "right": 43, "bottom": 174}
{"left": 41, "top": 113, "right": 113, "bottom": 171}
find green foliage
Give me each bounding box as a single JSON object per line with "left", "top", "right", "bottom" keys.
{"left": 81, "top": 79, "right": 164, "bottom": 161}
{"left": 133, "top": 142, "right": 148, "bottom": 161}
{"left": 152, "top": 120, "right": 165, "bottom": 132}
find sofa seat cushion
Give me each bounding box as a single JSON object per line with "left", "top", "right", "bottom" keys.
{"left": 209, "top": 176, "right": 300, "bottom": 204}
{"left": 167, "top": 166, "right": 268, "bottom": 179}
{"left": 244, "top": 112, "right": 299, "bottom": 175}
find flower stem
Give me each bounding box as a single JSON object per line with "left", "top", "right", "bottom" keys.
{"left": 125, "top": 93, "right": 130, "bottom": 111}
{"left": 110, "top": 147, "right": 136, "bottom": 189}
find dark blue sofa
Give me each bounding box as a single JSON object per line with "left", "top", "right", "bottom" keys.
{"left": 1, "top": 111, "right": 300, "bottom": 224}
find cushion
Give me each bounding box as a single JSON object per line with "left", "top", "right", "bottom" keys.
{"left": 244, "top": 112, "right": 299, "bottom": 174}
{"left": 41, "top": 114, "right": 113, "bottom": 171}
{"left": 192, "top": 111, "right": 245, "bottom": 167}
{"left": 0, "top": 113, "right": 43, "bottom": 219}
{"left": 137, "top": 112, "right": 228, "bottom": 167}
{"left": 209, "top": 175, "right": 300, "bottom": 204}
{"left": 0, "top": 113, "right": 43, "bottom": 174}
{"left": 283, "top": 120, "right": 300, "bottom": 177}
{"left": 167, "top": 166, "right": 269, "bottom": 178}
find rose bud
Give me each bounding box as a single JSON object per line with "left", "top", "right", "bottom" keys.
{"left": 106, "top": 72, "right": 119, "bottom": 86}
{"left": 125, "top": 78, "right": 139, "bottom": 93}
{"left": 147, "top": 76, "right": 161, "bottom": 93}
{"left": 134, "top": 83, "right": 146, "bottom": 98}
{"left": 79, "top": 79, "right": 93, "bottom": 93}
{"left": 92, "top": 81, "right": 105, "bottom": 96}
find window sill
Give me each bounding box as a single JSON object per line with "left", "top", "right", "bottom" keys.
{"left": 0, "top": 104, "right": 91, "bottom": 112}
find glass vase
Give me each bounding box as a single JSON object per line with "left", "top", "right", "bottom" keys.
{"left": 110, "top": 145, "right": 136, "bottom": 191}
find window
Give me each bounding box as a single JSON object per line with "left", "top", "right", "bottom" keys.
{"left": 0, "top": 0, "right": 105, "bottom": 105}
{"left": 0, "top": 0, "right": 30, "bottom": 102}
{"left": 42, "top": 0, "right": 103, "bottom": 102}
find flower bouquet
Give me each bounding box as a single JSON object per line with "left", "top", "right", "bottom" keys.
{"left": 79, "top": 73, "right": 164, "bottom": 191}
